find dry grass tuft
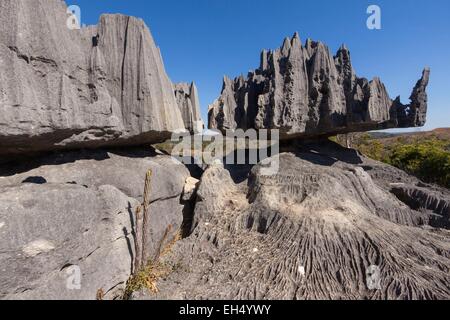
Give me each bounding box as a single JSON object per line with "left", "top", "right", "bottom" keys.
{"left": 123, "top": 229, "right": 183, "bottom": 299}
{"left": 125, "top": 260, "right": 171, "bottom": 295}
{"left": 96, "top": 288, "right": 104, "bottom": 300}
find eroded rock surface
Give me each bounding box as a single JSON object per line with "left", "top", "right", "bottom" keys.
{"left": 391, "top": 185, "right": 449, "bottom": 229}
{"left": 0, "top": 149, "right": 190, "bottom": 300}
{"left": 140, "top": 143, "right": 450, "bottom": 300}
{"left": 208, "top": 33, "right": 429, "bottom": 138}
{"left": 0, "top": 0, "right": 187, "bottom": 158}
{"left": 174, "top": 82, "right": 204, "bottom": 134}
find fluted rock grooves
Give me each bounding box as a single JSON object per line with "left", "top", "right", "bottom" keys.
{"left": 0, "top": 0, "right": 187, "bottom": 158}
{"left": 208, "top": 33, "right": 430, "bottom": 139}
{"left": 140, "top": 142, "right": 450, "bottom": 300}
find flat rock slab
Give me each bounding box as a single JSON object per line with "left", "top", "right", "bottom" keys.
{"left": 0, "top": 183, "right": 137, "bottom": 300}
{"left": 0, "top": 149, "right": 189, "bottom": 300}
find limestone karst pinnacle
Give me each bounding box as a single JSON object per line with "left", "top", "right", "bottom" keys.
{"left": 0, "top": 0, "right": 190, "bottom": 158}
{"left": 174, "top": 82, "right": 204, "bottom": 134}
{"left": 208, "top": 33, "right": 430, "bottom": 138}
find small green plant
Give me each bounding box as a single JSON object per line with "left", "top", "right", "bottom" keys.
{"left": 125, "top": 168, "right": 184, "bottom": 299}
{"left": 123, "top": 230, "right": 182, "bottom": 299}
{"left": 125, "top": 260, "right": 172, "bottom": 297}
{"left": 133, "top": 206, "right": 142, "bottom": 274}
{"left": 141, "top": 170, "right": 153, "bottom": 268}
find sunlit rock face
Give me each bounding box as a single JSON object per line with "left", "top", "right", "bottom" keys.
{"left": 208, "top": 32, "right": 429, "bottom": 139}
{"left": 0, "top": 0, "right": 187, "bottom": 158}
{"left": 174, "top": 82, "right": 204, "bottom": 134}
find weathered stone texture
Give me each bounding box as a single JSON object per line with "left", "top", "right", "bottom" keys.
{"left": 0, "top": 0, "right": 186, "bottom": 158}
{"left": 208, "top": 33, "right": 429, "bottom": 139}
{"left": 174, "top": 82, "right": 204, "bottom": 134}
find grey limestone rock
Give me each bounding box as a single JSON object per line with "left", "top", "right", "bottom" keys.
{"left": 391, "top": 184, "right": 449, "bottom": 229}
{"left": 174, "top": 82, "right": 204, "bottom": 134}
{"left": 0, "top": 0, "right": 187, "bottom": 158}
{"left": 208, "top": 33, "right": 430, "bottom": 139}
{"left": 139, "top": 143, "right": 450, "bottom": 300}
{"left": 0, "top": 149, "right": 190, "bottom": 300}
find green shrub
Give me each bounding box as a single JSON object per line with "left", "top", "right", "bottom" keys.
{"left": 333, "top": 133, "right": 450, "bottom": 188}
{"left": 389, "top": 139, "right": 450, "bottom": 188}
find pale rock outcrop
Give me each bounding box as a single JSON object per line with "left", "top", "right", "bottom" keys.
{"left": 208, "top": 33, "right": 430, "bottom": 138}
{"left": 0, "top": 148, "right": 190, "bottom": 300}
{"left": 174, "top": 82, "right": 204, "bottom": 134}
{"left": 0, "top": 0, "right": 186, "bottom": 158}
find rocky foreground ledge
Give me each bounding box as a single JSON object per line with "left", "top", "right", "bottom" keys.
{"left": 0, "top": 148, "right": 194, "bottom": 299}
{"left": 137, "top": 141, "right": 450, "bottom": 300}
{"left": 209, "top": 33, "right": 430, "bottom": 139}
{"left": 1, "top": 140, "right": 448, "bottom": 300}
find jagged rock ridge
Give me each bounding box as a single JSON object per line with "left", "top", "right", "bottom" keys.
{"left": 174, "top": 82, "right": 204, "bottom": 134}
{"left": 0, "top": 0, "right": 188, "bottom": 158}
{"left": 208, "top": 33, "right": 430, "bottom": 138}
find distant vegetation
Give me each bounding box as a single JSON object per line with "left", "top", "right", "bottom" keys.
{"left": 336, "top": 129, "right": 450, "bottom": 188}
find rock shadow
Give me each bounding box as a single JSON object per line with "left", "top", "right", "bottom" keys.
{"left": 0, "top": 146, "right": 161, "bottom": 177}
{"left": 290, "top": 139, "right": 364, "bottom": 166}
{"left": 21, "top": 176, "right": 48, "bottom": 184}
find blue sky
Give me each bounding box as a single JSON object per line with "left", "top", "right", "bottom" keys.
{"left": 69, "top": 0, "right": 449, "bottom": 130}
